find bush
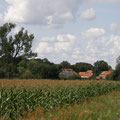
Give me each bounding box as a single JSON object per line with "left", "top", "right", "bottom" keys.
{"left": 117, "top": 74, "right": 120, "bottom": 81}
{"left": 60, "top": 75, "right": 81, "bottom": 80}
{"left": 106, "top": 70, "right": 120, "bottom": 81}
{"left": 21, "top": 70, "right": 33, "bottom": 79}
{"left": 106, "top": 73, "right": 114, "bottom": 80}
{"left": 68, "top": 75, "right": 81, "bottom": 80}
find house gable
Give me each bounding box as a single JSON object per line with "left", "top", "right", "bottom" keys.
{"left": 59, "top": 69, "right": 78, "bottom": 78}
{"left": 96, "top": 70, "right": 112, "bottom": 79}
{"left": 79, "top": 70, "right": 93, "bottom": 78}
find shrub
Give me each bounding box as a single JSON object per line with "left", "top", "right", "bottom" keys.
{"left": 68, "top": 75, "right": 81, "bottom": 80}
{"left": 60, "top": 75, "right": 81, "bottom": 80}
{"left": 21, "top": 70, "right": 33, "bottom": 79}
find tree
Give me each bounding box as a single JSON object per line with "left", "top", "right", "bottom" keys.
{"left": 39, "top": 64, "right": 59, "bottom": 79}
{"left": 93, "top": 60, "right": 111, "bottom": 76}
{"left": 106, "top": 56, "right": 120, "bottom": 81}
{"left": 114, "top": 64, "right": 120, "bottom": 80}
{"left": 112, "top": 56, "right": 120, "bottom": 80}
{"left": 17, "top": 59, "right": 59, "bottom": 79}
{"left": 27, "top": 59, "right": 39, "bottom": 76}
{"left": 116, "top": 56, "right": 120, "bottom": 64}
{"left": 107, "top": 63, "right": 120, "bottom": 81}
{"left": 57, "top": 61, "right": 71, "bottom": 71}
{"left": 0, "top": 23, "right": 37, "bottom": 78}
{"left": 72, "top": 62, "right": 93, "bottom": 72}
{"left": 60, "top": 61, "right": 71, "bottom": 68}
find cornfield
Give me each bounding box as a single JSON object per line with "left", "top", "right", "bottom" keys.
{"left": 1, "top": 82, "right": 120, "bottom": 120}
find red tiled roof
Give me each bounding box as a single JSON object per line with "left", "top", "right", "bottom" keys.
{"left": 96, "top": 70, "right": 112, "bottom": 79}
{"left": 64, "top": 69, "right": 73, "bottom": 71}
{"left": 79, "top": 70, "right": 93, "bottom": 78}
{"left": 100, "top": 70, "right": 112, "bottom": 76}
{"left": 96, "top": 76, "right": 100, "bottom": 79}
{"left": 87, "top": 70, "right": 93, "bottom": 73}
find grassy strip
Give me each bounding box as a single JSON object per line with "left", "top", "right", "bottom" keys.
{"left": 1, "top": 82, "right": 120, "bottom": 120}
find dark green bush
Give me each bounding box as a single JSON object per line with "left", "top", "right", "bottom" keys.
{"left": 60, "top": 75, "right": 81, "bottom": 80}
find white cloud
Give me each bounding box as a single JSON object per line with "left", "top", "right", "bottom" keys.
{"left": 0, "top": 14, "right": 3, "bottom": 24}
{"left": 3, "top": 0, "right": 120, "bottom": 27}
{"left": 59, "top": 12, "right": 74, "bottom": 21}
{"left": 109, "top": 35, "right": 120, "bottom": 55}
{"left": 80, "top": 8, "right": 96, "bottom": 21}
{"left": 35, "top": 31, "right": 120, "bottom": 67}
{"left": 54, "top": 34, "right": 76, "bottom": 52}
{"left": 46, "top": 16, "right": 53, "bottom": 25}
{"left": 82, "top": 28, "right": 106, "bottom": 38}
{"left": 35, "top": 34, "right": 77, "bottom": 64}
{"left": 4, "top": 0, "right": 82, "bottom": 26}
{"left": 4, "top": 0, "right": 27, "bottom": 23}
{"left": 110, "top": 24, "right": 118, "bottom": 33}
{"left": 72, "top": 34, "right": 120, "bottom": 67}
{"left": 35, "top": 34, "right": 76, "bottom": 54}
{"left": 35, "top": 42, "right": 53, "bottom": 54}
{"left": 40, "top": 37, "right": 56, "bottom": 42}
{"left": 72, "top": 48, "right": 98, "bottom": 64}
{"left": 93, "top": 0, "right": 120, "bottom": 2}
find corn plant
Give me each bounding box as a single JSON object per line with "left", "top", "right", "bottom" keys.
{"left": 1, "top": 82, "right": 120, "bottom": 120}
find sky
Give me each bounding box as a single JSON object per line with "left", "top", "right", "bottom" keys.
{"left": 0, "top": 0, "right": 120, "bottom": 68}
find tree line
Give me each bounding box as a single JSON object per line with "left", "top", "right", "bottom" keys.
{"left": 0, "top": 23, "right": 120, "bottom": 80}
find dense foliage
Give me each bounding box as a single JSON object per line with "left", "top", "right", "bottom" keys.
{"left": 1, "top": 82, "right": 120, "bottom": 119}
{"left": 107, "top": 57, "right": 120, "bottom": 81}
{"left": 17, "top": 59, "right": 59, "bottom": 79}
{"left": 59, "top": 74, "right": 81, "bottom": 80}
{"left": 72, "top": 62, "right": 93, "bottom": 72}
{"left": 93, "top": 60, "right": 111, "bottom": 76}
{"left": 0, "top": 23, "right": 37, "bottom": 78}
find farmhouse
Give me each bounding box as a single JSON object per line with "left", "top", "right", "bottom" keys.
{"left": 79, "top": 70, "right": 93, "bottom": 79}
{"left": 59, "top": 69, "right": 78, "bottom": 78}
{"left": 96, "top": 70, "right": 112, "bottom": 79}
